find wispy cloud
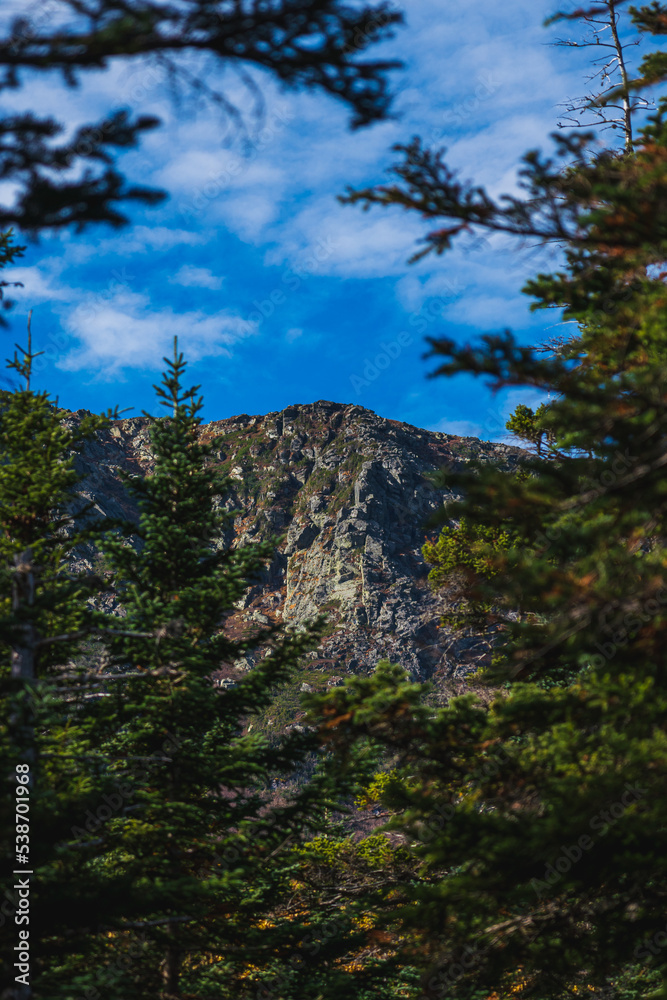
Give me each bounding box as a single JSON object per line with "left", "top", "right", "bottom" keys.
{"left": 59, "top": 288, "right": 257, "bottom": 378}
{"left": 169, "top": 264, "right": 225, "bottom": 290}
{"left": 6, "top": 0, "right": 615, "bottom": 429}
{"left": 7, "top": 265, "right": 74, "bottom": 303}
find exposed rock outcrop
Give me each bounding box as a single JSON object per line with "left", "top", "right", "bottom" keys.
{"left": 71, "top": 400, "right": 522, "bottom": 686}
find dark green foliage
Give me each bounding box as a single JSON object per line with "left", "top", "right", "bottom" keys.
{"left": 505, "top": 401, "right": 554, "bottom": 454}
{"left": 319, "top": 5, "right": 667, "bottom": 998}
{"left": 55, "top": 340, "right": 362, "bottom": 997}
{"left": 0, "top": 314, "right": 130, "bottom": 998}
{"left": 0, "top": 329, "right": 383, "bottom": 998}
{"left": 0, "top": 310, "right": 113, "bottom": 676}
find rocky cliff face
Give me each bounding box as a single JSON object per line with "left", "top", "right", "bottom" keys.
{"left": 72, "top": 400, "right": 522, "bottom": 688}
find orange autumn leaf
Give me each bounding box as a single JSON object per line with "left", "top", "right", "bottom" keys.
{"left": 324, "top": 712, "right": 353, "bottom": 728}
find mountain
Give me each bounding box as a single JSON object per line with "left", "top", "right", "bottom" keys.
{"left": 72, "top": 400, "right": 523, "bottom": 696}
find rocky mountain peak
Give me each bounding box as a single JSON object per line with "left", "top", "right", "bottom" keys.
{"left": 73, "top": 400, "right": 523, "bottom": 688}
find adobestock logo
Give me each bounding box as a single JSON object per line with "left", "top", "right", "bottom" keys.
{"left": 530, "top": 781, "right": 647, "bottom": 898}
{"left": 588, "top": 587, "right": 667, "bottom": 670}
{"left": 248, "top": 234, "right": 340, "bottom": 325}
{"left": 349, "top": 333, "right": 414, "bottom": 393}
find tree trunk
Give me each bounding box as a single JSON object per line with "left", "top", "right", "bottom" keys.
{"left": 608, "top": 0, "right": 633, "bottom": 152}
{"left": 11, "top": 549, "right": 37, "bottom": 681}
{"left": 161, "top": 921, "right": 181, "bottom": 998}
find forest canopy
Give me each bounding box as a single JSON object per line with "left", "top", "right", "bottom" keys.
{"left": 2, "top": 2, "right": 667, "bottom": 999}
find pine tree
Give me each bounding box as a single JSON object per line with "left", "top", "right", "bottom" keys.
{"left": 421, "top": 515, "right": 514, "bottom": 629}
{"left": 311, "top": 4, "right": 667, "bottom": 998}
{"left": 67, "top": 339, "right": 360, "bottom": 999}
{"left": 504, "top": 402, "right": 554, "bottom": 455}
{"left": 0, "top": 311, "right": 141, "bottom": 1000}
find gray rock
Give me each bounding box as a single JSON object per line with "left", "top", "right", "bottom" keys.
{"left": 70, "top": 400, "right": 524, "bottom": 689}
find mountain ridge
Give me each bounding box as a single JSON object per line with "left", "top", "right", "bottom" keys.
{"left": 70, "top": 399, "right": 523, "bottom": 691}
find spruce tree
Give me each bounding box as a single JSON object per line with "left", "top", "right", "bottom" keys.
{"left": 74, "top": 339, "right": 358, "bottom": 999}
{"left": 309, "top": 4, "right": 667, "bottom": 998}
{"left": 0, "top": 311, "right": 139, "bottom": 1000}
{"left": 1, "top": 324, "right": 380, "bottom": 1000}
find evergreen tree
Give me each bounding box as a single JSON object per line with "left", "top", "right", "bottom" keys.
{"left": 0, "top": 310, "right": 141, "bottom": 1000}
{"left": 309, "top": 4, "right": 667, "bottom": 998}
{"left": 422, "top": 515, "right": 515, "bottom": 629}
{"left": 1, "top": 333, "right": 378, "bottom": 999}
{"left": 0, "top": 229, "right": 25, "bottom": 331}
{"left": 504, "top": 402, "right": 554, "bottom": 455}
{"left": 64, "top": 339, "right": 362, "bottom": 999}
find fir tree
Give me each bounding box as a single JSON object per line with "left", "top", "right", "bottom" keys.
{"left": 0, "top": 310, "right": 140, "bottom": 1000}
{"left": 70, "top": 339, "right": 361, "bottom": 999}
{"left": 311, "top": 4, "right": 667, "bottom": 998}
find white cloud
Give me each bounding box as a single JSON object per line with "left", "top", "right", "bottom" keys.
{"left": 263, "top": 204, "right": 422, "bottom": 279}
{"left": 59, "top": 288, "right": 257, "bottom": 378}
{"left": 103, "top": 226, "right": 206, "bottom": 255}
{"left": 169, "top": 265, "right": 224, "bottom": 290}
{"left": 6, "top": 266, "right": 74, "bottom": 303}
{"left": 217, "top": 191, "right": 280, "bottom": 242}
{"left": 63, "top": 226, "right": 206, "bottom": 264}
{"left": 444, "top": 293, "right": 536, "bottom": 330}
{"left": 130, "top": 226, "right": 205, "bottom": 251}
{"left": 286, "top": 327, "right": 303, "bottom": 342}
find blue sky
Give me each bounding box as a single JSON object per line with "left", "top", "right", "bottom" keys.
{"left": 0, "top": 0, "right": 656, "bottom": 438}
